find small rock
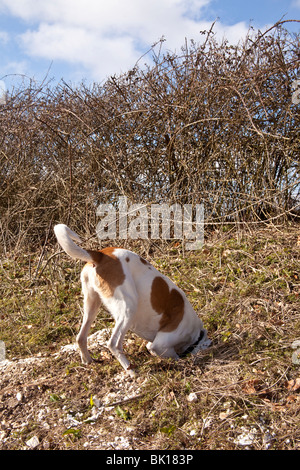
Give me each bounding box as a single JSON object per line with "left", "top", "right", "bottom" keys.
{"left": 234, "top": 427, "right": 257, "bottom": 447}
{"left": 26, "top": 435, "right": 39, "bottom": 449}
{"left": 0, "top": 341, "right": 5, "bottom": 361}
{"left": 291, "top": 339, "right": 300, "bottom": 349}
{"left": 92, "top": 397, "right": 101, "bottom": 408}
{"left": 263, "top": 431, "right": 274, "bottom": 449}
{"left": 292, "top": 350, "right": 300, "bottom": 365}
{"left": 65, "top": 414, "right": 81, "bottom": 427}
{"left": 187, "top": 392, "right": 198, "bottom": 402}
{"left": 291, "top": 340, "right": 300, "bottom": 365}
{"left": 219, "top": 409, "right": 232, "bottom": 420}
{"left": 202, "top": 417, "right": 213, "bottom": 429}
{"left": 7, "top": 397, "right": 19, "bottom": 408}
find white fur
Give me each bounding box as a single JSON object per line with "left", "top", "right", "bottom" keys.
{"left": 54, "top": 224, "right": 211, "bottom": 376}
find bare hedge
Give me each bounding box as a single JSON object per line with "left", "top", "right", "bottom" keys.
{"left": 0, "top": 20, "right": 299, "bottom": 252}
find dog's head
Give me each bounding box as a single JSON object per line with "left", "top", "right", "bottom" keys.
{"left": 193, "top": 328, "right": 212, "bottom": 354}
{"left": 179, "top": 328, "right": 212, "bottom": 358}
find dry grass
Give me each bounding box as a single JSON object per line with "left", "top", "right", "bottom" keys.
{"left": 0, "top": 223, "right": 299, "bottom": 450}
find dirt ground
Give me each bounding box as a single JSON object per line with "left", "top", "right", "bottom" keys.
{"left": 1, "top": 226, "right": 300, "bottom": 450}
{"left": 1, "top": 327, "right": 299, "bottom": 450}
{"left": 0, "top": 330, "right": 154, "bottom": 450}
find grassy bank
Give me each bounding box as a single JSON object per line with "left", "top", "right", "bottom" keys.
{"left": 0, "top": 223, "right": 299, "bottom": 449}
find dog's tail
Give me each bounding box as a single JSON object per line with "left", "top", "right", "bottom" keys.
{"left": 54, "top": 224, "right": 94, "bottom": 263}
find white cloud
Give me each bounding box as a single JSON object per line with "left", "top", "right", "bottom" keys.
{"left": 0, "top": 30, "right": 9, "bottom": 43}
{"left": 21, "top": 23, "right": 139, "bottom": 79}
{"left": 2, "top": 60, "right": 28, "bottom": 75}
{"left": 0, "top": 0, "right": 250, "bottom": 81}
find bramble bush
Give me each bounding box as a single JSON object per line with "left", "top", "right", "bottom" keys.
{"left": 0, "top": 20, "right": 299, "bottom": 252}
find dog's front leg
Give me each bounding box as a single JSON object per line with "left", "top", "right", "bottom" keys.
{"left": 147, "top": 332, "right": 180, "bottom": 359}
{"left": 107, "top": 317, "right": 136, "bottom": 377}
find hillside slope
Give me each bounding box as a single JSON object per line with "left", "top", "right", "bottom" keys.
{"left": 1, "top": 225, "right": 299, "bottom": 450}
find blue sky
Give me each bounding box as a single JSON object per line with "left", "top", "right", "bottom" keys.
{"left": 0, "top": 0, "right": 299, "bottom": 91}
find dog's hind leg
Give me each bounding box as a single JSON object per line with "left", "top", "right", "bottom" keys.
{"left": 77, "top": 287, "right": 101, "bottom": 364}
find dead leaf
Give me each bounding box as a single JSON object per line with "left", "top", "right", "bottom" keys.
{"left": 263, "top": 399, "right": 287, "bottom": 412}
{"left": 219, "top": 410, "right": 233, "bottom": 420}
{"left": 286, "top": 395, "right": 299, "bottom": 404}
{"left": 286, "top": 378, "right": 300, "bottom": 392}
{"left": 242, "top": 378, "right": 261, "bottom": 394}
{"left": 270, "top": 403, "right": 287, "bottom": 412}
{"left": 242, "top": 378, "right": 272, "bottom": 397}
{"left": 100, "top": 350, "right": 111, "bottom": 360}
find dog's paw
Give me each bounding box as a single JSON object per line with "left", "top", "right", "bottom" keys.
{"left": 80, "top": 354, "right": 94, "bottom": 364}
{"left": 126, "top": 364, "right": 137, "bottom": 378}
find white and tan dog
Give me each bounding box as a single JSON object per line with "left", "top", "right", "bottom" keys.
{"left": 54, "top": 224, "right": 211, "bottom": 376}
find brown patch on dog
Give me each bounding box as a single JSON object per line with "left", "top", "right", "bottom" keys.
{"left": 139, "top": 256, "right": 150, "bottom": 265}
{"left": 88, "top": 247, "right": 125, "bottom": 297}
{"left": 150, "top": 276, "right": 184, "bottom": 332}
{"left": 140, "top": 256, "right": 152, "bottom": 270}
